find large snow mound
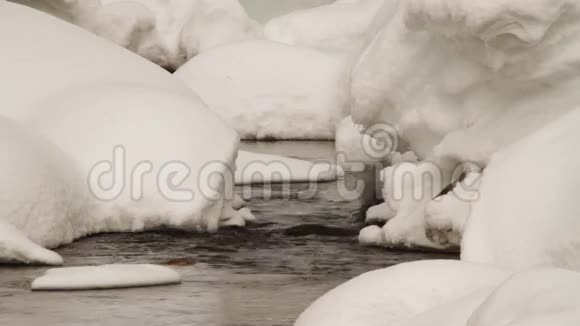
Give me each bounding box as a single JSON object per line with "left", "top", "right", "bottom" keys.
{"left": 264, "top": 0, "right": 384, "bottom": 53}
{"left": 12, "top": 0, "right": 261, "bottom": 70}
{"left": 0, "top": 1, "right": 190, "bottom": 120}
{"left": 31, "top": 264, "right": 181, "bottom": 291}
{"left": 25, "top": 83, "right": 247, "bottom": 233}
{"left": 295, "top": 260, "right": 507, "bottom": 326}
{"left": 462, "top": 108, "right": 580, "bottom": 272}
{"left": 349, "top": 0, "right": 580, "bottom": 249}
{"left": 0, "top": 117, "right": 93, "bottom": 251}
{"left": 469, "top": 268, "right": 580, "bottom": 326}
{"left": 175, "top": 40, "right": 350, "bottom": 140}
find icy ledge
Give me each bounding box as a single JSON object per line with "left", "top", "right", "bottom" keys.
{"left": 31, "top": 264, "right": 181, "bottom": 291}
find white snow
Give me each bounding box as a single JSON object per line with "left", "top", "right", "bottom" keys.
{"left": 31, "top": 264, "right": 181, "bottom": 291}
{"left": 295, "top": 260, "right": 507, "bottom": 326}
{"left": 0, "top": 117, "right": 93, "bottom": 251}
{"left": 236, "top": 151, "right": 342, "bottom": 185}
{"left": 0, "top": 1, "right": 192, "bottom": 120}
{"left": 400, "top": 288, "right": 494, "bottom": 326}
{"left": 462, "top": 108, "right": 580, "bottom": 271}
{"left": 11, "top": 0, "right": 261, "bottom": 69}
{"left": 335, "top": 116, "right": 395, "bottom": 170}
{"left": 264, "top": 0, "right": 384, "bottom": 53}
{"left": 469, "top": 268, "right": 580, "bottom": 326}
{"left": 175, "top": 40, "right": 350, "bottom": 140}
{"left": 349, "top": 0, "right": 580, "bottom": 249}
{"left": 0, "top": 2, "right": 253, "bottom": 265}
{"left": 25, "top": 83, "right": 246, "bottom": 233}
{"left": 0, "top": 220, "right": 63, "bottom": 266}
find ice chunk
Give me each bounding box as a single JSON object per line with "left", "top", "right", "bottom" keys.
{"left": 175, "top": 40, "right": 350, "bottom": 140}
{"left": 295, "top": 260, "right": 507, "bottom": 326}
{"left": 31, "top": 264, "right": 181, "bottom": 291}
{"left": 236, "top": 151, "right": 342, "bottom": 185}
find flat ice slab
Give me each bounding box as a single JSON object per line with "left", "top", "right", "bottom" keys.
{"left": 236, "top": 151, "right": 343, "bottom": 185}
{"left": 31, "top": 264, "right": 181, "bottom": 291}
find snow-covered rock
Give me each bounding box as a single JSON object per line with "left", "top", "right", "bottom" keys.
{"left": 236, "top": 151, "right": 342, "bottom": 185}
{"left": 25, "top": 83, "right": 246, "bottom": 233}
{"left": 0, "top": 1, "right": 190, "bottom": 120}
{"left": 176, "top": 40, "right": 350, "bottom": 140}
{"left": 462, "top": 108, "right": 580, "bottom": 271}
{"left": 0, "top": 117, "right": 93, "bottom": 253}
{"left": 469, "top": 268, "right": 580, "bottom": 326}
{"left": 295, "top": 260, "right": 507, "bottom": 326}
{"left": 264, "top": 0, "right": 384, "bottom": 53}
{"left": 31, "top": 264, "right": 181, "bottom": 290}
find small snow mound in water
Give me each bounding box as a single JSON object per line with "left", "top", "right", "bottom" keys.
{"left": 0, "top": 220, "right": 63, "bottom": 266}
{"left": 31, "top": 264, "right": 181, "bottom": 291}
{"left": 358, "top": 225, "right": 384, "bottom": 246}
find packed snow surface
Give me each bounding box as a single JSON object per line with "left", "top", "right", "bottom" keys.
{"left": 236, "top": 151, "right": 342, "bottom": 185}
{"left": 264, "top": 0, "right": 384, "bottom": 53}
{"left": 295, "top": 260, "right": 507, "bottom": 326}
{"left": 462, "top": 108, "right": 580, "bottom": 271}
{"left": 31, "top": 264, "right": 181, "bottom": 291}
{"left": 175, "top": 40, "right": 349, "bottom": 140}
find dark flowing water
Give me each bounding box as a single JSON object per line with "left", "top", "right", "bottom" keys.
{"left": 0, "top": 142, "right": 455, "bottom": 326}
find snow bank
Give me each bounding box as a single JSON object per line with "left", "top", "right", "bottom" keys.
{"left": 0, "top": 1, "right": 190, "bottom": 120}
{"left": 175, "top": 40, "right": 350, "bottom": 140}
{"left": 0, "top": 117, "right": 93, "bottom": 251}
{"left": 236, "top": 151, "right": 342, "bottom": 185}
{"left": 351, "top": 0, "right": 580, "bottom": 162}
{"left": 25, "top": 83, "right": 248, "bottom": 232}
{"left": 264, "top": 0, "right": 384, "bottom": 53}
{"left": 462, "top": 108, "right": 580, "bottom": 271}
{"left": 295, "top": 260, "right": 507, "bottom": 326}
{"left": 13, "top": 0, "right": 261, "bottom": 69}
{"left": 31, "top": 264, "right": 181, "bottom": 290}
{"left": 469, "top": 268, "right": 580, "bottom": 326}
{"left": 350, "top": 0, "right": 580, "bottom": 248}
